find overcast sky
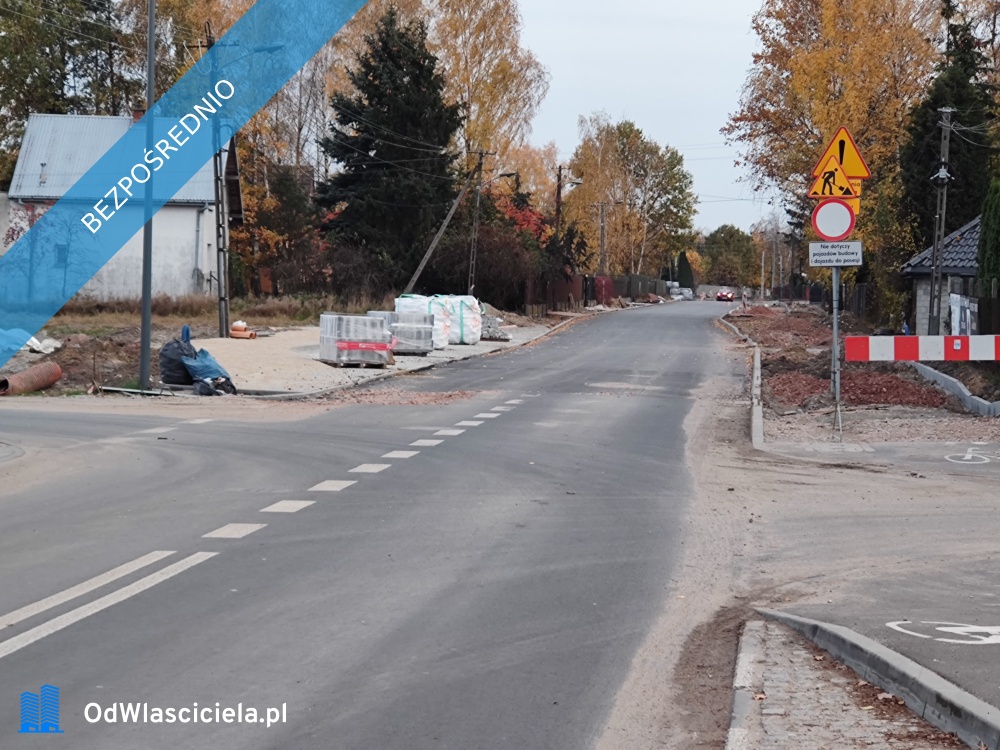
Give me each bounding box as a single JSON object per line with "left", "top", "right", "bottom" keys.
{"left": 518, "top": 1, "right": 778, "bottom": 234}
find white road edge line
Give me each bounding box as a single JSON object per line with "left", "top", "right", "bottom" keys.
{"left": 136, "top": 427, "right": 177, "bottom": 435}
{"left": 0, "top": 552, "right": 217, "bottom": 661}
{"left": 0, "top": 551, "right": 175, "bottom": 629}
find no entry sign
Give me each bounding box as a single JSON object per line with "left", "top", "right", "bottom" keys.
{"left": 812, "top": 198, "right": 856, "bottom": 242}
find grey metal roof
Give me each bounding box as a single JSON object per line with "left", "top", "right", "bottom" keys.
{"left": 902, "top": 216, "right": 980, "bottom": 277}
{"left": 9, "top": 113, "right": 216, "bottom": 204}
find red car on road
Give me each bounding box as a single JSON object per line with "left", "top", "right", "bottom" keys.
{"left": 716, "top": 287, "right": 735, "bottom": 302}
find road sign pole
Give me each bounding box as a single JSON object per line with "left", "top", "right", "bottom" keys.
{"left": 832, "top": 265, "right": 843, "bottom": 433}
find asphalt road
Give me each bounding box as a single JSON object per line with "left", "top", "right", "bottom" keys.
{"left": 0, "top": 303, "right": 742, "bottom": 750}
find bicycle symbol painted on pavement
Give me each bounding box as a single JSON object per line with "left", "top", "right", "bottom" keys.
{"left": 945, "top": 443, "right": 1000, "bottom": 465}
{"left": 887, "top": 621, "right": 1000, "bottom": 645}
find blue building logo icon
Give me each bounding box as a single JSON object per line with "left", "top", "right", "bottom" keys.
{"left": 19, "top": 685, "right": 63, "bottom": 734}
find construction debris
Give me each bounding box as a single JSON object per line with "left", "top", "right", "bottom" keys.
{"left": 0, "top": 361, "right": 63, "bottom": 395}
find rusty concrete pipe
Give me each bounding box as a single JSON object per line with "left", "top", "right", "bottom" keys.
{"left": 0, "top": 362, "right": 63, "bottom": 395}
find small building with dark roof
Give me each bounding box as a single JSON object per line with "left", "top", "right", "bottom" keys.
{"left": 901, "top": 217, "right": 981, "bottom": 335}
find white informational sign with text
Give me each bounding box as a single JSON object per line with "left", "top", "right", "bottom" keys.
{"left": 809, "top": 242, "right": 863, "bottom": 268}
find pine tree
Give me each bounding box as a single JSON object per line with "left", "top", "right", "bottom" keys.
{"left": 978, "top": 178, "right": 1000, "bottom": 292}
{"left": 317, "top": 8, "right": 463, "bottom": 294}
{"left": 676, "top": 251, "right": 695, "bottom": 288}
{"left": 900, "top": 1, "right": 996, "bottom": 252}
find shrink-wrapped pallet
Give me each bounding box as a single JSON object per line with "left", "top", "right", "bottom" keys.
{"left": 367, "top": 311, "right": 434, "bottom": 355}
{"left": 394, "top": 295, "right": 451, "bottom": 349}
{"left": 444, "top": 296, "right": 483, "bottom": 345}
{"left": 319, "top": 314, "right": 394, "bottom": 366}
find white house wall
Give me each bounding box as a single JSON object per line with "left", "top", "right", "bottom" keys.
{"left": 0, "top": 199, "right": 216, "bottom": 303}
{"left": 78, "top": 205, "right": 216, "bottom": 300}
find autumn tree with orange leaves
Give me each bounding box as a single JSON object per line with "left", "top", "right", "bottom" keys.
{"left": 724, "top": 0, "right": 940, "bottom": 321}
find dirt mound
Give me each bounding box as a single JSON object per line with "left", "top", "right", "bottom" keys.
{"left": 841, "top": 371, "right": 949, "bottom": 408}
{"left": 766, "top": 372, "right": 830, "bottom": 407}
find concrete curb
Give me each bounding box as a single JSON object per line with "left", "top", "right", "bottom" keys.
{"left": 751, "top": 348, "right": 764, "bottom": 450}
{"left": 757, "top": 608, "right": 1000, "bottom": 750}
{"left": 718, "top": 311, "right": 765, "bottom": 450}
{"left": 910, "top": 362, "right": 1000, "bottom": 417}
{"left": 244, "top": 315, "right": 584, "bottom": 401}
{"left": 725, "top": 620, "right": 765, "bottom": 750}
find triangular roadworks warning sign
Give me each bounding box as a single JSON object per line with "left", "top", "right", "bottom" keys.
{"left": 809, "top": 156, "right": 858, "bottom": 198}
{"left": 812, "top": 128, "right": 871, "bottom": 180}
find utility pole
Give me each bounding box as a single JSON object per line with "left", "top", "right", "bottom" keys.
{"left": 554, "top": 166, "right": 582, "bottom": 242}
{"left": 204, "top": 21, "right": 231, "bottom": 337}
{"left": 598, "top": 202, "right": 608, "bottom": 276}
{"left": 928, "top": 107, "right": 954, "bottom": 336}
{"left": 405, "top": 168, "right": 479, "bottom": 294}
{"left": 770, "top": 236, "right": 777, "bottom": 296}
{"left": 555, "top": 165, "right": 565, "bottom": 241}
{"left": 779, "top": 252, "right": 784, "bottom": 303}
{"left": 138, "top": 0, "right": 155, "bottom": 390}
{"left": 760, "top": 250, "right": 765, "bottom": 298}
{"left": 467, "top": 151, "right": 489, "bottom": 296}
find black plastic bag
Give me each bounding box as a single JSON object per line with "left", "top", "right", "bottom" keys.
{"left": 193, "top": 380, "right": 219, "bottom": 396}
{"left": 214, "top": 378, "right": 238, "bottom": 395}
{"left": 159, "top": 339, "right": 197, "bottom": 385}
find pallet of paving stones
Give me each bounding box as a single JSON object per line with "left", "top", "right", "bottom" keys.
{"left": 367, "top": 311, "right": 434, "bottom": 355}
{"left": 319, "top": 314, "right": 396, "bottom": 367}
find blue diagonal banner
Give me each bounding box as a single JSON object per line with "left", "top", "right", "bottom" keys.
{"left": 0, "top": 0, "right": 369, "bottom": 369}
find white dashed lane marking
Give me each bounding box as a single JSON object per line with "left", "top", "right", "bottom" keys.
{"left": 260, "top": 501, "right": 316, "bottom": 514}
{"left": 491, "top": 406, "right": 515, "bottom": 412}
{"left": 455, "top": 421, "right": 484, "bottom": 427}
{"left": 0, "top": 551, "right": 175, "bottom": 629}
{"left": 308, "top": 480, "right": 358, "bottom": 492}
{"left": 350, "top": 464, "right": 391, "bottom": 474}
{"left": 506, "top": 400, "right": 524, "bottom": 405}
{"left": 474, "top": 414, "right": 500, "bottom": 419}
{"left": 434, "top": 429, "right": 465, "bottom": 436}
{"left": 411, "top": 440, "right": 443, "bottom": 447}
{"left": 203, "top": 524, "right": 267, "bottom": 539}
{"left": 383, "top": 451, "right": 419, "bottom": 459}
{"left": 0, "top": 552, "right": 217, "bottom": 662}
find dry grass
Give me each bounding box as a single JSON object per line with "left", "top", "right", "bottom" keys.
{"left": 49, "top": 293, "right": 398, "bottom": 333}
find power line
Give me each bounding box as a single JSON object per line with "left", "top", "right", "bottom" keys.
{"left": 325, "top": 133, "right": 458, "bottom": 181}
{"left": 323, "top": 136, "right": 454, "bottom": 164}
{"left": 0, "top": 1, "right": 133, "bottom": 50}
{"left": 330, "top": 102, "right": 450, "bottom": 152}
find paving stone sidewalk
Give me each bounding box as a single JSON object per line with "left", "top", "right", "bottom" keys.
{"left": 189, "top": 322, "right": 560, "bottom": 395}
{"left": 741, "top": 621, "right": 964, "bottom": 749}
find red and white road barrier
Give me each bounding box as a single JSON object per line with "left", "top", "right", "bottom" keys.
{"left": 845, "top": 336, "right": 1000, "bottom": 362}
